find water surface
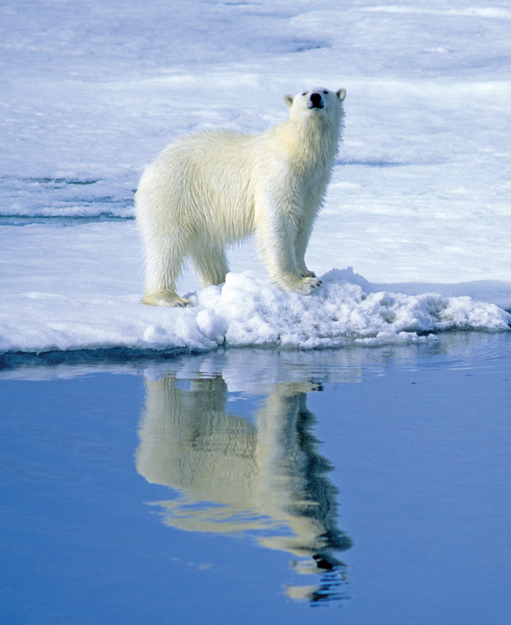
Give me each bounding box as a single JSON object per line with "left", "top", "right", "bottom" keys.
{"left": 1, "top": 332, "right": 510, "bottom": 624}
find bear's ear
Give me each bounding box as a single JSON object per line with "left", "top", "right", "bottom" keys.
{"left": 336, "top": 89, "right": 347, "bottom": 102}
{"left": 284, "top": 95, "right": 294, "bottom": 108}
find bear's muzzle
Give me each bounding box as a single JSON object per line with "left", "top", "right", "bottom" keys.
{"left": 308, "top": 93, "right": 324, "bottom": 109}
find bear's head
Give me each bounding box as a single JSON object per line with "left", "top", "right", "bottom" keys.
{"left": 284, "top": 87, "right": 346, "bottom": 121}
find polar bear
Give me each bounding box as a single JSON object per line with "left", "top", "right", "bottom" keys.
{"left": 135, "top": 87, "right": 346, "bottom": 306}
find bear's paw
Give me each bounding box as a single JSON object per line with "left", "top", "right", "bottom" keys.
{"left": 294, "top": 276, "right": 323, "bottom": 295}
{"left": 298, "top": 269, "right": 317, "bottom": 278}
{"left": 142, "top": 290, "right": 192, "bottom": 307}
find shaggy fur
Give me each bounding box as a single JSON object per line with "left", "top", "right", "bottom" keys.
{"left": 135, "top": 87, "right": 346, "bottom": 306}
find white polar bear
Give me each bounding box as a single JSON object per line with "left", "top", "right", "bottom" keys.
{"left": 135, "top": 87, "right": 346, "bottom": 306}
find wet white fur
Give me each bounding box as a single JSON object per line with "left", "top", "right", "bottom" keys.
{"left": 135, "top": 87, "right": 346, "bottom": 306}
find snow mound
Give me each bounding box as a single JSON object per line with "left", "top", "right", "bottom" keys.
{"left": 189, "top": 271, "right": 510, "bottom": 349}
{"left": 1, "top": 271, "right": 508, "bottom": 359}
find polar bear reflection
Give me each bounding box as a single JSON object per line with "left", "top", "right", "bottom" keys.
{"left": 136, "top": 373, "right": 352, "bottom": 602}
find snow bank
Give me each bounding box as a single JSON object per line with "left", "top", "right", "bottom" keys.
{"left": 1, "top": 270, "right": 508, "bottom": 359}
{"left": 191, "top": 272, "right": 511, "bottom": 349}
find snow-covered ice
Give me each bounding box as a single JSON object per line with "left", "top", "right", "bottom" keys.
{"left": 1, "top": 0, "right": 510, "bottom": 358}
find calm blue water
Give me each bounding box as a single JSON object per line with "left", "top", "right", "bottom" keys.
{"left": 1, "top": 332, "right": 510, "bottom": 624}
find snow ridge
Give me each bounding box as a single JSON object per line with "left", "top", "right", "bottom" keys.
{"left": 1, "top": 271, "right": 508, "bottom": 359}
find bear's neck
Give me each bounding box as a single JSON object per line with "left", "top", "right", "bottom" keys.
{"left": 285, "top": 114, "right": 343, "bottom": 169}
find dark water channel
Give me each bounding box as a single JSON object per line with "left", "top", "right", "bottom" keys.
{"left": 2, "top": 332, "right": 511, "bottom": 624}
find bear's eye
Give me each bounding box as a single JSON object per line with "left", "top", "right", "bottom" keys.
{"left": 323, "top": 90, "right": 328, "bottom": 94}
{"left": 302, "top": 90, "right": 308, "bottom": 96}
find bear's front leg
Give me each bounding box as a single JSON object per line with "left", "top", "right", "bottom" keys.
{"left": 255, "top": 211, "right": 322, "bottom": 295}
{"left": 294, "top": 210, "right": 318, "bottom": 279}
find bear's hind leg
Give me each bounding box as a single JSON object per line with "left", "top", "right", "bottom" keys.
{"left": 191, "top": 244, "right": 229, "bottom": 288}
{"left": 142, "top": 235, "right": 191, "bottom": 307}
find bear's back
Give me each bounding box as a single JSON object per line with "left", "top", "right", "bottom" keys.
{"left": 136, "top": 130, "right": 263, "bottom": 241}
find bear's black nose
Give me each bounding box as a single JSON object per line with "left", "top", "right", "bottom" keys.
{"left": 309, "top": 92, "right": 323, "bottom": 108}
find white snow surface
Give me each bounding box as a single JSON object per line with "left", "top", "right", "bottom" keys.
{"left": 1, "top": 0, "right": 510, "bottom": 356}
